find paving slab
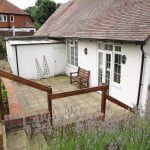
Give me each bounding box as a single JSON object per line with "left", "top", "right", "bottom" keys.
{"left": 7, "top": 130, "right": 30, "bottom": 150}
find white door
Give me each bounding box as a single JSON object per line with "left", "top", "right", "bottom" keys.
{"left": 98, "top": 51, "right": 113, "bottom": 93}
{"left": 53, "top": 48, "right": 66, "bottom": 75}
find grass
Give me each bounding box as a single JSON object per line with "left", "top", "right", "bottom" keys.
{"left": 24, "top": 105, "right": 150, "bottom": 150}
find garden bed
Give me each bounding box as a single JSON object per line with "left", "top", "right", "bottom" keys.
{"left": 24, "top": 109, "right": 150, "bottom": 150}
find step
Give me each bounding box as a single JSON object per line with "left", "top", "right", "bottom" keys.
{"left": 7, "top": 130, "right": 30, "bottom": 150}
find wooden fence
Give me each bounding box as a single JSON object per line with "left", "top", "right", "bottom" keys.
{"left": 0, "top": 70, "right": 133, "bottom": 125}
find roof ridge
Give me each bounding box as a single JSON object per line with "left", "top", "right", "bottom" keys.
{"left": 0, "top": 0, "right": 29, "bottom": 15}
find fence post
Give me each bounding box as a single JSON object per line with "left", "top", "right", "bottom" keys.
{"left": 47, "top": 86, "right": 52, "bottom": 125}
{"left": 0, "top": 80, "right": 4, "bottom": 121}
{"left": 101, "top": 85, "right": 107, "bottom": 121}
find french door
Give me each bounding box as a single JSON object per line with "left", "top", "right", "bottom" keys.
{"left": 98, "top": 51, "right": 112, "bottom": 93}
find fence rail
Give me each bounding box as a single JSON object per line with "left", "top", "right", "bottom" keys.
{"left": 106, "top": 95, "right": 133, "bottom": 112}
{"left": 0, "top": 70, "right": 51, "bottom": 92}
{"left": 0, "top": 70, "right": 133, "bottom": 126}
{"left": 50, "top": 85, "right": 108, "bottom": 99}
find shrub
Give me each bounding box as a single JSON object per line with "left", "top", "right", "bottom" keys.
{"left": 0, "top": 36, "right": 6, "bottom": 59}
{"left": 0, "top": 82, "right": 9, "bottom": 114}
{"left": 24, "top": 105, "right": 150, "bottom": 150}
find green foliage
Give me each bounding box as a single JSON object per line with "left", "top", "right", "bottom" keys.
{"left": 0, "top": 36, "right": 6, "bottom": 59}
{"left": 25, "top": 0, "right": 61, "bottom": 29}
{"left": 25, "top": 110, "right": 150, "bottom": 150}
{"left": 0, "top": 82, "right": 8, "bottom": 114}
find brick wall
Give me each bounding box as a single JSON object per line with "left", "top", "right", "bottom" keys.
{"left": 0, "top": 14, "right": 33, "bottom": 28}
{"left": 0, "top": 30, "right": 35, "bottom": 37}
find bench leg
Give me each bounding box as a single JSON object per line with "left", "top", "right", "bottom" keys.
{"left": 70, "top": 76, "right": 72, "bottom": 84}
{"left": 87, "top": 81, "right": 89, "bottom": 87}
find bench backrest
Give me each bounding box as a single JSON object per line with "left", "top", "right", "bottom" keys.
{"left": 78, "top": 67, "right": 90, "bottom": 79}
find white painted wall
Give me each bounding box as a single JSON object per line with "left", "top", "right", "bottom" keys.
{"left": 66, "top": 40, "right": 98, "bottom": 86}
{"left": 140, "top": 38, "right": 150, "bottom": 110}
{"left": 6, "top": 38, "right": 149, "bottom": 109}
{"left": 66, "top": 40, "right": 142, "bottom": 107}
{"left": 0, "top": 27, "right": 36, "bottom": 32}
{"left": 6, "top": 40, "right": 18, "bottom": 74}
{"left": 6, "top": 40, "right": 66, "bottom": 79}
{"left": 110, "top": 44, "right": 142, "bottom": 107}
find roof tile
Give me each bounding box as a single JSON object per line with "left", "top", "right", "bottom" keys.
{"left": 35, "top": 0, "right": 150, "bottom": 42}
{"left": 0, "top": 0, "right": 28, "bottom": 15}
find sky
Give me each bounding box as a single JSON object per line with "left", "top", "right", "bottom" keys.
{"left": 7, "top": 0, "right": 68, "bottom": 9}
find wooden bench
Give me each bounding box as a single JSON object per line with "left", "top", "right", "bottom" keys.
{"left": 70, "top": 67, "right": 90, "bottom": 88}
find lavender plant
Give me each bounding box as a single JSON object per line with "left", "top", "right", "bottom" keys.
{"left": 24, "top": 105, "right": 150, "bottom": 150}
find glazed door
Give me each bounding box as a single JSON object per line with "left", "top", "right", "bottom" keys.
{"left": 98, "top": 52, "right": 112, "bottom": 93}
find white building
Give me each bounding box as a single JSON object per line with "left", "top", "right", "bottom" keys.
{"left": 5, "top": 36, "right": 66, "bottom": 79}
{"left": 6, "top": 0, "right": 150, "bottom": 111}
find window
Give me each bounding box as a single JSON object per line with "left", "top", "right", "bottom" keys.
{"left": 0, "top": 15, "right": 7, "bottom": 22}
{"left": 0, "top": 15, "right": 3, "bottom": 22}
{"left": 10, "top": 15, "right": 14, "bottom": 22}
{"left": 113, "top": 46, "right": 122, "bottom": 84}
{"left": 67, "top": 40, "right": 78, "bottom": 67}
{"left": 115, "top": 46, "right": 121, "bottom": 52}
{"left": 98, "top": 43, "right": 113, "bottom": 51}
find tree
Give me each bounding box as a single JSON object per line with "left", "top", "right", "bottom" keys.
{"left": 25, "top": 0, "right": 61, "bottom": 29}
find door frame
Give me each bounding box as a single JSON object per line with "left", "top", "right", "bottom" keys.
{"left": 97, "top": 50, "right": 113, "bottom": 94}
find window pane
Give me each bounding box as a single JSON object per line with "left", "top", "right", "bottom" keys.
{"left": 98, "top": 43, "right": 105, "bottom": 50}
{"left": 0, "top": 15, "right": 3, "bottom": 22}
{"left": 115, "top": 46, "right": 121, "bottom": 52}
{"left": 104, "top": 44, "right": 113, "bottom": 51}
{"left": 10, "top": 15, "right": 14, "bottom": 22}
{"left": 114, "top": 54, "right": 121, "bottom": 83}
{"left": 71, "top": 46, "right": 74, "bottom": 65}
{"left": 67, "top": 41, "right": 70, "bottom": 63}
{"left": 4, "top": 15, "right": 7, "bottom": 22}
{"left": 75, "top": 41, "right": 78, "bottom": 66}
{"left": 98, "top": 53, "right": 103, "bottom": 85}
{"left": 67, "top": 41, "right": 78, "bottom": 66}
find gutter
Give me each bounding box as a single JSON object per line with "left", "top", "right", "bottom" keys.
{"left": 15, "top": 45, "right": 19, "bottom": 76}
{"left": 137, "top": 44, "right": 145, "bottom": 107}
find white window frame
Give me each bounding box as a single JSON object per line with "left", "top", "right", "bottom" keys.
{"left": 67, "top": 40, "right": 78, "bottom": 67}
{"left": 0, "top": 14, "right": 7, "bottom": 22}
{"left": 10, "top": 15, "right": 14, "bottom": 22}
{"left": 112, "top": 45, "right": 122, "bottom": 85}
{"left": 97, "top": 42, "right": 122, "bottom": 86}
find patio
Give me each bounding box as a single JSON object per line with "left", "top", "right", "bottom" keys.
{"left": 10, "top": 75, "right": 126, "bottom": 122}
{"left": 0, "top": 60, "right": 129, "bottom": 150}
{"left": 0, "top": 59, "right": 127, "bottom": 123}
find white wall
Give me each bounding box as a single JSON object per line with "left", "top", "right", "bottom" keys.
{"left": 6, "top": 40, "right": 66, "bottom": 79}
{"left": 140, "top": 38, "right": 150, "bottom": 110}
{"left": 6, "top": 41, "right": 18, "bottom": 75}
{"left": 66, "top": 40, "right": 98, "bottom": 86}
{"left": 110, "top": 44, "right": 142, "bottom": 107}
{"left": 66, "top": 40, "right": 142, "bottom": 107}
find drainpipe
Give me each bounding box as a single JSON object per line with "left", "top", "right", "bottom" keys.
{"left": 15, "top": 45, "right": 19, "bottom": 76}
{"left": 137, "top": 44, "right": 145, "bottom": 107}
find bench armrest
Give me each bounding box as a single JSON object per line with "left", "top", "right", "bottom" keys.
{"left": 70, "top": 72, "right": 78, "bottom": 76}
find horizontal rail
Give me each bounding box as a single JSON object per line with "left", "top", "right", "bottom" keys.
{"left": 51, "top": 85, "right": 108, "bottom": 99}
{"left": 0, "top": 70, "right": 52, "bottom": 92}
{"left": 106, "top": 95, "right": 133, "bottom": 112}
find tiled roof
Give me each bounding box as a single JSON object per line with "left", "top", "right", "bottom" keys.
{"left": 35, "top": 0, "right": 150, "bottom": 42}
{"left": 0, "top": 0, "right": 28, "bottom": 15}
